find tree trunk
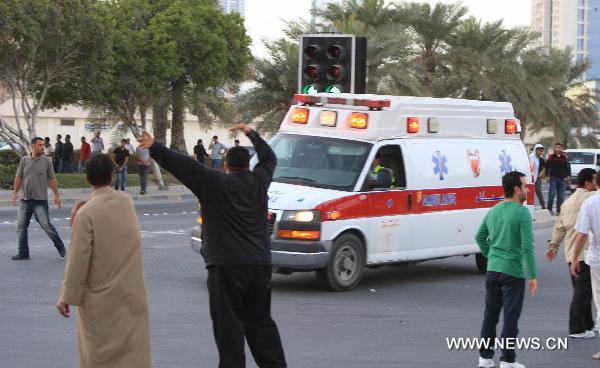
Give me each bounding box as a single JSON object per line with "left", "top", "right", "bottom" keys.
{"left": 152, "top": 88, "right": 169, "bottom": 145}
{"left": 139, "top": 104, "right": 148, "bottom": 132}
{"left": 170, "top": 77, "right": 187, "bottom": 153}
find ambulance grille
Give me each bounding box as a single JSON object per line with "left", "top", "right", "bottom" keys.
{"left": 267, "top": 213, "right": 276, "bottom": 239}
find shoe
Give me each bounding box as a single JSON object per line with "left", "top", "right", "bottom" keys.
{"left": 594, "top": 326, "right": 599, "bottom": 332}
{"left": 499, "top": 362, "right": 526, "bottom": 368}
{"left": 57, "top": 247, "right": 66, "bottom": 258}
{"left": 11, "top": 254, "right": 30, "bottom": 260}
{"left": 569, "top": 330, "right": 595, "bottom": 338}
{"left": 549, "top": 209, "right": 555, "bottom": 216}
{"left": 478, "top": 357, "right": 495, "bottom": 368}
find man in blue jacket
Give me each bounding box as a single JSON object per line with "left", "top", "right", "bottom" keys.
{"left": 138, "top": 123, "right": 286, "bottom": 368}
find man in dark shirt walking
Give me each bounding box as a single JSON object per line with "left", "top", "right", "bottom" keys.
{"left": 112, "top": 139, "right": 129, "bottom": 191}
{"left": 546, "top": 143, "right": 571, "bottom": 216}
{"left": 138, "top": 123, "right": 286, "bottom": 368}
{"left": 61, "top": 135, "right": 74, "bottom": 173}
{"left": 54, "top": 134, "right": 64, "bottom": 173}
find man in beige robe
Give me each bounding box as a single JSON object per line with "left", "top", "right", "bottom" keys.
{"left": 56, "top": 153, "right": 151, "bottom": 368}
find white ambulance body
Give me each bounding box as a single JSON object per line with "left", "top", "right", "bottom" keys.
{"left": 260, "top": 93, "right": 534, "bottom": 291}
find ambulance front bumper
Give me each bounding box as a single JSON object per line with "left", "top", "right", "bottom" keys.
{"left": 270, "top": 239, "right": 332, "bottom": 270}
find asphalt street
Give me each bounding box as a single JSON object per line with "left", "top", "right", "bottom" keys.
{"left": 1, "top": 198, "right": 598, "bottom": 368}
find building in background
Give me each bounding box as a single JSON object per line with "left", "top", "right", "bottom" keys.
{"left": 218, "top": 0, "right": 245, "bottom": 16}
{"left": 531, "top": 0, "right": 600, "bottom": 81}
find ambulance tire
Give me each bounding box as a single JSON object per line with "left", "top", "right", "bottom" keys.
{"left": 317, "top": 233, "right": 365, "bottom": 291}
{"left": 475, "top": 253, "right": 487, "bottom": 275}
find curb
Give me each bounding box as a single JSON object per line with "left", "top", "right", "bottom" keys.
{"left": 0, "top": 193, "right": 197, "bottom": 208}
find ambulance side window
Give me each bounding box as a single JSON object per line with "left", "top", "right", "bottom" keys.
{"left": 363, "top": 145, "right": 406, "bottom": 191}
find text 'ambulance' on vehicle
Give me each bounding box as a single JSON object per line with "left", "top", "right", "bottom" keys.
{"left": 191, "top": 93, "right": 534, "bottom": 291}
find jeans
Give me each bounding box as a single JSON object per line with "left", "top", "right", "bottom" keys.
{"left": 535, "top": 177, "right": 546, "bottom": 209}
{"left": 77, "top": 160, "right": 86, "bottom": 173}
{"left": 207, "top": 265, "right": 287, "bottom": 368}
{"left": 211, "top": 158, "right": 222, "bottom": 170}
{"left": 138, "top": 165, "right": 149, "bottom": 193}
{"left": 17, "top": 200, "right": 65, "bottom": 257}
{"left": 569, "top": 261, "right": 595, "bottom": 334}
{"left": 480, "top": 271, "right": 525, "bottom": 363}
{"left": 114, "top": 166, "right": 128, "bottom": 191}
{"left": 59, "top": 159, "right": 73, "bottom": 173}
{"left": 548, "top": 177, "right": 566, "bottom": 213}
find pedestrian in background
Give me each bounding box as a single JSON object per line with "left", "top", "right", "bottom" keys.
{"left": 61, "top": 135, "right": 74, "bottom": 173}
{"left": 138, "top": 123, "right": 287, "bottom": 368}
{"left": 234, "top": 139, "right": 240, "bottom": 147}
{"left": 193, "top": 139, "right": 208, "bottom": 165}
{"left": 208, "top": 135, "right": 227, "bottom": 170}
{"left": 54, "top": 134, "right": 64, "bottom": 173}
{"left": 90, "top": 131, "right": 104, "bottom": 155}
{"left": 11, "top": 137, "right": 66, "bottom": 260}
{"left": 78, "top": 136, "right": 90, "bottom": 173}
{"left": 529, "top": 144, "right": 546, "bottom": 209}
{"left": 547, "top": 143, "right": 571, "bottom": 216}
{"left": 547, "top": 168, "right": 597, "bottom": 338}
{"left": 43, "top": 137, "right": 53, "bottom": 158}
{"left": 571, "top": 172, "right": 600, "bottom": 360}
{"left": 112, "top": 139, "right": 129, "bottom": 191}
{"left": 475, "top": 171, "right": 537, "bottom": 368}
{"left": 126, "top": 138, "right": 135, "bottom": 154}
{"left": 56, "top": 153, "right": 151, "bottom": 368}
{"left": 136, "top": 144, "right": 151, "bottom": 195}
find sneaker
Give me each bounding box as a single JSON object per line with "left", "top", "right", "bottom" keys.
{"left": 500, "top": 362, "right": 526, "bottom": 368}
{"left": 594, "top": 326, "right": 599, "bottom": 332}
{"left": 549, "top": 209, "right": 555, "bottom": 216}
{"left": 11, "top": 254, "right": 30, "bottom": 260}
{"left": 478, "top": 357, "right": 495, "bottom": 368}
{"left": 569, "top": 330, "right": 595, "bottom": 338}
{"left": 57, "top": 247, "right": 66, "bottom": 258}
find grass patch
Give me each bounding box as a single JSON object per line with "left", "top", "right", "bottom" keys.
{"left": 55, "top": 173, "right": 181, "bottom": 189}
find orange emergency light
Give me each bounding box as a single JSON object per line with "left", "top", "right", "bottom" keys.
{"left": 291, "top": 107, "right": 309, "bottom": 124}
{"left": 349, "top": 112, "right": 368, "bottom": 129}
{"left": 407, "top": 117, "right": 420, "bottom": 133}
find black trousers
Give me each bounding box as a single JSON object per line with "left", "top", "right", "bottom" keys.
{"left": 480, "top": 271, "right": 525, "bottom": 363}
{"left": 569, "top": 261, "right": 594, "bottom": 334}
{"left": 207, "top": 265, "right": 287, "bottom": 368}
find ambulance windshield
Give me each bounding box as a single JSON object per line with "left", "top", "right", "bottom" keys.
{"left": 265, "top": 133, "right": 372, "bottom": 191}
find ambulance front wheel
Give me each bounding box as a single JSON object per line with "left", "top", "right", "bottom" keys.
{"left": 475, "top": 253, "right": 487, "bottom": 275}
{"left": 317, "top": 233, "right": 365, "bottom": 291}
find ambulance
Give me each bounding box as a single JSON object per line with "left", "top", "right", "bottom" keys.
{"left": 191, "top": 93, "right": 534, "bottom": 291}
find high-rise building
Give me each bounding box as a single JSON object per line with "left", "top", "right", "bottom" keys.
{"left": 531, "top": 0, "right": 600, "bottom": 81}
{"left": 218, "top": 0, "right": 245, "bottom": 16}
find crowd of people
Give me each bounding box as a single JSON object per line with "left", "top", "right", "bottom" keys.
{"left": 39, "top": 131, "right": 235, "bottom": 195}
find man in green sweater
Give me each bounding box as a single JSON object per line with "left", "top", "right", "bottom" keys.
{"left": 475, "top": 171, "right": 538, "bottom": 368}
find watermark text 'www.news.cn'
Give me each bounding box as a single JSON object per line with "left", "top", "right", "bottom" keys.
{"left": 446, "top": 337, "right": 568, "bottom": 351}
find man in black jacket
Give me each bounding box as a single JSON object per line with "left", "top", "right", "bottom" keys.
{"left": 546, "top": 142, "right": 571, "bottom": 216}
{"left": 138, "top": 123, "right": 286, "bottom": 368}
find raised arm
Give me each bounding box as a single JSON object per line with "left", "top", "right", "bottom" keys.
{"left": 139, "top": 131, "right": 217, "bottom": 200}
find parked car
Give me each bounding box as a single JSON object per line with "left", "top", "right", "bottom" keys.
{"left": 565, "top": 149, "right": 600, "bottom": 192}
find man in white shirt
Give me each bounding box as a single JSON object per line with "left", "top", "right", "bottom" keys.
{"left": 529, "top": 144, "right": 546, "bottom": 209}
{"left": 571, "top": 172, "right": 600, "bottom": 360}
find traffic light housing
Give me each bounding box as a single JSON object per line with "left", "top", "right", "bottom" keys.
{"left": 299, "top": 34, "right": 367, "bottom": 94}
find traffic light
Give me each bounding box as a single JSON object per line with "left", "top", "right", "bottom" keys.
{"left": 299, "top": 34, "right": 367, "bottom": 94}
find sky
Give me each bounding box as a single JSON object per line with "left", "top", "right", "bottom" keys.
{"left": 245, "top": 0, "right": 532, "bottom": 58}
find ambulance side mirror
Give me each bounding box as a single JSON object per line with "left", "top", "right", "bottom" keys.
{"left": 368, "top": 168, "right": 393, "bottom": 190}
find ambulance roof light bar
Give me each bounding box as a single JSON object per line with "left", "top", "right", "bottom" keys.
{"left": 294, "top": 94, "right": 391, "bottom": 110}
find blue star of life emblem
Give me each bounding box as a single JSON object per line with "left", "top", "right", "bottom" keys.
{"left": 499, "top": 150, "right": 512, "bottom": 174}
{"left": 432, "top": 151, "right": 448, "bottom": 180}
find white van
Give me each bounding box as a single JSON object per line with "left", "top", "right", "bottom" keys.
{"left": 565, "top": 149, "right": 600, "bottom": 192}
{"left": 191, "top": 93, "right": 533, "bottom": 291}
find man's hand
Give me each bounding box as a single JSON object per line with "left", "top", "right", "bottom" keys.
{"left": 56, "top": 302, "right": 70, "bottom": 318}
{"left": 12, "top": 192, "right": 18, "bottom": 206}
{"left": 229, "top": 123, "right": 252, "bottom": 135}
{"left": 528, "top": 279, "right": 538, "bottom": 297}
{"left": 546, "top": 248, "right": 557, "bottom": 262}
{"left": 70, "top": 200, "right": 87, "bottom": 227}
{"left": 54, "top": 195, "right": 62, "bottom": 209}
{"left": 137, "top": 130, "right": 154, "bottom": 149}
{"left": 570, "top": 261, "right": 581, "bottom": 277}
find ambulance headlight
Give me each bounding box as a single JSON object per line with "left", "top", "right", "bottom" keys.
{"left": 282, "top": 210, "right": 321, "bottom": 222}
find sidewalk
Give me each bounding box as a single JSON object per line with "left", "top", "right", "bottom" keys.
{"left": 532, "top": 208, "right": 556, "bottom": 230}
{"left": 0, "top": 185, "right": 196, "bottom": 207}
